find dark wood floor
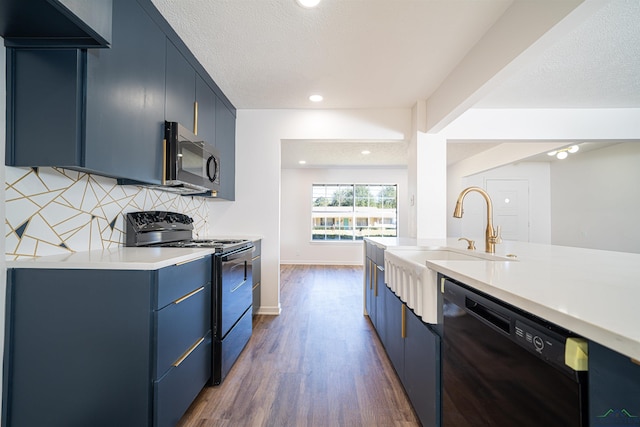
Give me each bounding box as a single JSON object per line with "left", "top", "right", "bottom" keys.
{"left": 178, "top": 264, "right": 420, "bottom": 427}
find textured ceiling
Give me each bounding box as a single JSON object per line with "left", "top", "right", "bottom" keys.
{"left": 151, "top": 0, "right": 639, "bottom": 168}
{"left": 281, "top": 140, "right": 408, "bottom": 169}
{"left": 475, "top": 0, "right": 640, "bottom": 108}
{"left": 151, "top": 0, "right": 512, "bottom": 109}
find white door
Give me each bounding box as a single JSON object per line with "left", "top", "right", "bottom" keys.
{"left": 486, "top": 179, "right": 530, "bottom": 242}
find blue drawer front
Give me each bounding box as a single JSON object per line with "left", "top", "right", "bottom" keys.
{"left": 154, "top": 332, "right": 212, "bottom": 427}
{"left": 156, "top": 256, "right": 211, "bottom": 309}
{"left": 155, "top": 282, "right": 211, "bottom": 378}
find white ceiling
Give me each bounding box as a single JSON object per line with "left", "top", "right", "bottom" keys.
{"left": 152, "top": 0, "right": 640, "bottom": 168}
{"left": 152, "top": 0, "right": 513, "bottom": 109}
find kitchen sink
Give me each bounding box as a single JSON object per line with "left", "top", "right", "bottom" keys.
{"left": 393, "top": 249, "right": 486, "bottom": 262}
{"left": 384, "top": 248, "right": 513, "bottom": 324}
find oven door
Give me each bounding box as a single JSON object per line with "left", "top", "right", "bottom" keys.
{"left": 216, "top": 246, "right": 253, "bottom": 339}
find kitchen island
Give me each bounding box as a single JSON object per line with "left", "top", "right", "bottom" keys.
{"left": 366, "top": 237, "right": 640, "bottom": 360}
{"left": 364, "top": 237, "right": 640, "bottom": 427}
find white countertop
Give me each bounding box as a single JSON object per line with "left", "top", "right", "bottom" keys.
{"left": 6, "top": 247, "right": 217, "bottom": 270}
{"left": 6, "top": 236, "right": 263, "bottom": 270}
{"left": 367, "top": 237, "right": 640, "bottom": 361}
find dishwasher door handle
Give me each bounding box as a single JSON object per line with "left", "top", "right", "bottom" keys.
{"left": 465, "top": 296, "right": 511, "bottom": 334}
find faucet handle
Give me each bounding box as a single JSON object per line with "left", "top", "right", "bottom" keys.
{"left": 458, "top": 237, "right": 476, "bottom": 250}
{"left": 493, "top": 226, "right": 503, "bottom": 244}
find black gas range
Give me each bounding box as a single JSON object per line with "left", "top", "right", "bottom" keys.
{"left": 124, "top": 211, "right": 251, "bottom": 254}
{"left": 125, "top": 210, "right": 254, "bottom": 385}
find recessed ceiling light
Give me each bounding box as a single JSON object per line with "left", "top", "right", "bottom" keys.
{"left": 309, "top": 94, "right": 323, "bottom": 102}
{"left": 361, "top": 150, "right": 371, "bottom": 155}
{"left": 296, "top": 0, "right": 321, "bottom": 8}
{"left": 299, "top": 160, "right": 307, "bottom": 165}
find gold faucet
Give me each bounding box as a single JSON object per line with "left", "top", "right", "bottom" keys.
{"left": 453, "top": 187, "right": 502, "bottom": 253}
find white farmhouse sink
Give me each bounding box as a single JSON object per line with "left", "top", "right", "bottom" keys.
{"left": 384, "top": 248, "right": 511, "bottom": 324}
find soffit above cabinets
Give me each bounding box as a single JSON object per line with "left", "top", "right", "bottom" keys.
{"left": 0, "top": 0, "right": 112, "bottom": 48}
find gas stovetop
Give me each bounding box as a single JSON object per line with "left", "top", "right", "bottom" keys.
{"left": 125, "top": 211, "right": 251, "bottom": 253}
{"left": 159, "top": 238, "right": 251, "bottom": 252}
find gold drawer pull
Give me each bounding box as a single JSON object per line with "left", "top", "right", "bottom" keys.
{"left": 251, "top": 255, "right": 261, "bottom": 261}
{"left": 173, "top": 286, "right": 205, "bottom": 305}
{"left": 252, "top": 282, "right": 260, "bottom": 290}
{"left": 173, "top": 337, "right": 205, "bottom": 367}
{"left": 194, "top": 101, "right": 199, "bottom": 135}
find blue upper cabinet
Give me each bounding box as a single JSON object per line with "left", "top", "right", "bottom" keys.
{"left": 195, "top": 74, "right": 217, "bottom": 149}
{"left": 4, "top": 0, "right": 236, "bottom": 198}
{"left": 165, "top": 40, "right": 196, "bottom": 132}
{"left": 0, "top": 0, "right": 112, "bottom": 48}
{"left": 84, "top": 0, "right": 166, "bottom": 184}
{"left": 6, "top": 0, "right": 166, "bottom": 184}
{"left": 215, "top": 96, "right": 236, "bottom": 201}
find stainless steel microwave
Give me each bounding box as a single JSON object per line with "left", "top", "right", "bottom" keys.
{"left": 163, "top": 121, "right": 220, "bottom": 196}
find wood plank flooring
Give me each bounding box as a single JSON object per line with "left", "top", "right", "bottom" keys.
{"left": 178, "top": 264, "right": 420, "bottom": 427}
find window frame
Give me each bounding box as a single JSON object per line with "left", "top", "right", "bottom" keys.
{"left": 311, "top": 183, "right": 398, "bottom": 242}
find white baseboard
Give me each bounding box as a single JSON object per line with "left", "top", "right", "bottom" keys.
{"left": 255, "top": 305, "right": 282, "bottom": 315}
{"left": 280, "top": 260, "right": 364, "bottom": 266}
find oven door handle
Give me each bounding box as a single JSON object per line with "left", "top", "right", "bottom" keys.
{"left": 222, "top": 246, "right": 254, "bottom": 262}
{"left": 231, "top": 280, "right": 248, "bottom": 293}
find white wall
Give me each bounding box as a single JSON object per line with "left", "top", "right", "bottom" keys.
{"left": 206, "top": 109, "right": 412, "bottom": 315}
{"left": 452, "top": 162, "right": 551, "bottom": 244}
{"left": 447, "top": 142, "right": 640, "bottom": 254}
{"left": 550, "top": 142, "right": 640, "bottom": 253}
{"left": 280, "top": 167, "right": 408, "bottom": 264}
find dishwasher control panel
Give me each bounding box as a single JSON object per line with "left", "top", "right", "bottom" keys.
{"left": 514, "top": 320, "right": 566, "bottom": 370}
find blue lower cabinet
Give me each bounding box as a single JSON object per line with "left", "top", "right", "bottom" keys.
{"left": 404, "top": 307, "right": 440, "bottom": 427}
{"left": 375, "top": 284, "right": 440, "bottom": 427}
{"left": 155, "top": 332, "right": 212, "bottom": 427}
{"left": 383, "top": 286, "right": 405, "bottom": 378}
{"left": 3, "top": 257, "right": 212, "bottom": 427}
{"left": 589, "top": 341, "right": 640, "bottom": 425}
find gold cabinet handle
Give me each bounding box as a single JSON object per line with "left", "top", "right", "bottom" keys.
{"left": 194, "top": 101, "right": 199, "bottom": 135}
{"left": 251, "top": 255, "right": 261, "bottom": 261}
{"left": 173, "top": 337, "right": 205, "bottom": 367}
{"left": 173, "top": 286, "right": 204, "bottom": 305}
{"left": 374, "top": 264, "right": 378, "bottom": 297}
{"left": 162, "top": 138, "right": 167, "bottom": 185}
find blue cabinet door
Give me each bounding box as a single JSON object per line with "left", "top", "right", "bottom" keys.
{"left": 6, "top": 0, "right": 166, "bottom": 185}
{"left": 589, "top": 341, "right": 640, "bottom": 425}
{"left": 85, "top": 0, "right": 166, "bottom": 184}
{"left": 3, "top": 269, "right": 154, "bottom": 427}
{"left": 215, "top": 96, "right": 236, "bottom": 200}
{"left": 196, "top": 73, "right": 217, "bottom": 146}
{"left": 384, "top": 286, "right": 405, "bottom": 380}
{"left": 404, "top": 308, "right": 441, "bottom": 427}
{"left": 165, "top": 39, "right": 196, "bottom": 131}
{"left": 6, "top": 48, "right": 85, "bottom": 167}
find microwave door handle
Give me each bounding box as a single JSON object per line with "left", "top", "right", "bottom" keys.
{"left": 206, "top": 155, "right": 219, "bottom": 182}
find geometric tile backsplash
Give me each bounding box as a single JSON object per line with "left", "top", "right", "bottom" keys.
{"left": 5, "top": 166, "right": 210, "bottom": 260}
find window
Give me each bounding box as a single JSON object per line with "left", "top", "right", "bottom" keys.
{"left": 311, "top": 184, "right": 397, "bottom": 241}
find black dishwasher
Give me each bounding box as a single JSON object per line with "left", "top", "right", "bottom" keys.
{"left": 441, "top": 276, "right": 588, "bottom": 427}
